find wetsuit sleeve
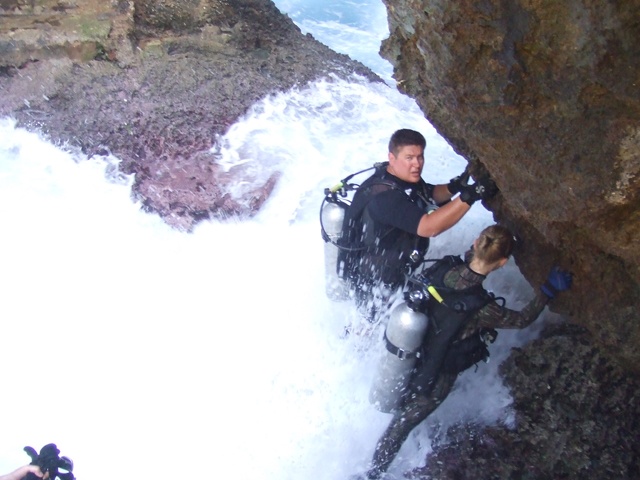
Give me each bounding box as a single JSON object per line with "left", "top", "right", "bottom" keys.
{"left": 423, "top": 182, "right": 437, "bottom": 202}
{"left": 475, "top": 291, "right": 549, "bottom": 329}
{"left": 367, "top": 189, "right": 424, "bottom": 233}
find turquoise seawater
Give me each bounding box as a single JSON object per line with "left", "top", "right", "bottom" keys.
{"left": 273, "top": 0, "right": 393, "bottom": 83}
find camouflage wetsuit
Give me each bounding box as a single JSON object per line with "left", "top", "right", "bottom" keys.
{"left": 365, "top": 255, "right": 549, "bottom": 479}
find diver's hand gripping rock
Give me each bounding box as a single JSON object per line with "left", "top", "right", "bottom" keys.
{"left": 477, "top": 175, "right": 498, "bottom": 200}
{"left": 541, "top": 267, "right": 573, "bottom": 299}
{"left": 459, "top": 175, "right": 498, "bottom": 205}
{"left": 447, "top": 167, "right": 470, "bottom": 195}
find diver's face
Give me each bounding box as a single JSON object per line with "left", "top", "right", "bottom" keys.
{"left": 387, "top": 144, "right": 424, "bottom": 183}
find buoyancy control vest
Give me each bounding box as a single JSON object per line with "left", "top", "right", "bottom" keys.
{"left": 408, "top": 255, "right": 496, "bottom": 393}
{"left": 337, "top": 164, "right": 436, "bottom": 287}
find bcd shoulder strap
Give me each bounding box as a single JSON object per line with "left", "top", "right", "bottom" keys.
{"left": 423, "top": 255, "right": 492, "bottom": 312}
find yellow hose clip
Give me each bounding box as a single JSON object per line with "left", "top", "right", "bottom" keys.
{"left": 329, "top": 181, "right": 345, "bottom": 194}
{"left": 427, "top": 285, "right": 444, "bottom": 304}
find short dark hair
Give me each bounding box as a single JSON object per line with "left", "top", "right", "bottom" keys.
{"left": 388, "top": 129, "right": 426, "bottom": 154}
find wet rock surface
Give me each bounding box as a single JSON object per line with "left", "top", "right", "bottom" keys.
{"left": 409, "top": 325, "right": 640, "bottom": 479}
{"left": 380, "top": 1, "right": 640, "bottom": 476}
{"left": 379, "top": 0, "right": 640, "bottom": 371}
{"left": 0, "top": 0, "right": 380, "bottom": 230}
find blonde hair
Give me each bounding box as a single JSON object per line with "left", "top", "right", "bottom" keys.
{"left": 474, "top": 225, "right": 515, "bottom": 264}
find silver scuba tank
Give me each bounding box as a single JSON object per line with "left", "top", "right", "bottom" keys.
{"left": 369, "top": 291, "right": 429, "bottom": 413}
{"left": 321, "top": 199, "right": 350, "bottom": 301}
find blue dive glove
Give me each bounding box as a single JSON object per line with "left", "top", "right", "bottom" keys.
{"left": 541, "top": 267, "right": 573, "bottom": 298}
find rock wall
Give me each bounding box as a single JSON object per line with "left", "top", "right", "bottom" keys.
{"left": 380, "top": 0, "right": 640, "bottom": 371}
{"left": 414, "top": 324, "right": 640, "bottom": 479}
{"left": 380, "top": 0, "right": 640, "bottom": 477}
{"left": 0, "top": 0, "right": 379, "bottom": 230}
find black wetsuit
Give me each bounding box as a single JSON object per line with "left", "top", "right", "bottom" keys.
{"left": 340, "top": 165, "right": 437, "bottom": 317}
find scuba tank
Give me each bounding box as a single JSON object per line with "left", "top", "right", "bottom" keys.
{"left": 319, "top": 164, "right": 380, "bottom": 301}
{"left": 320, "top": 195, "right": 349, "bottom": 301}
{"left": 369, "top": 288, "right": 430, "bottom": 413}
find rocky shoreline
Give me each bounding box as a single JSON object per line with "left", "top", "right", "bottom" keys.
{"left": 0, "top": 0, "right": 380, "bottom": 230}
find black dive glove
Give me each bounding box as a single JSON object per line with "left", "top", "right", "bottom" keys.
{"left": 24, "top": 444, "right": 74, "bottom": 480}
{"left": 541, "top": 267, "right": 573, "bottom": 299}
{"left": 479, "top": 327, "right": 498, "bottom": 344}
{"left": 459, "top": 176, "right": 498, "bottom": 205}
{"left": 447, "top": 167, "right": 470, "bottom": 195}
